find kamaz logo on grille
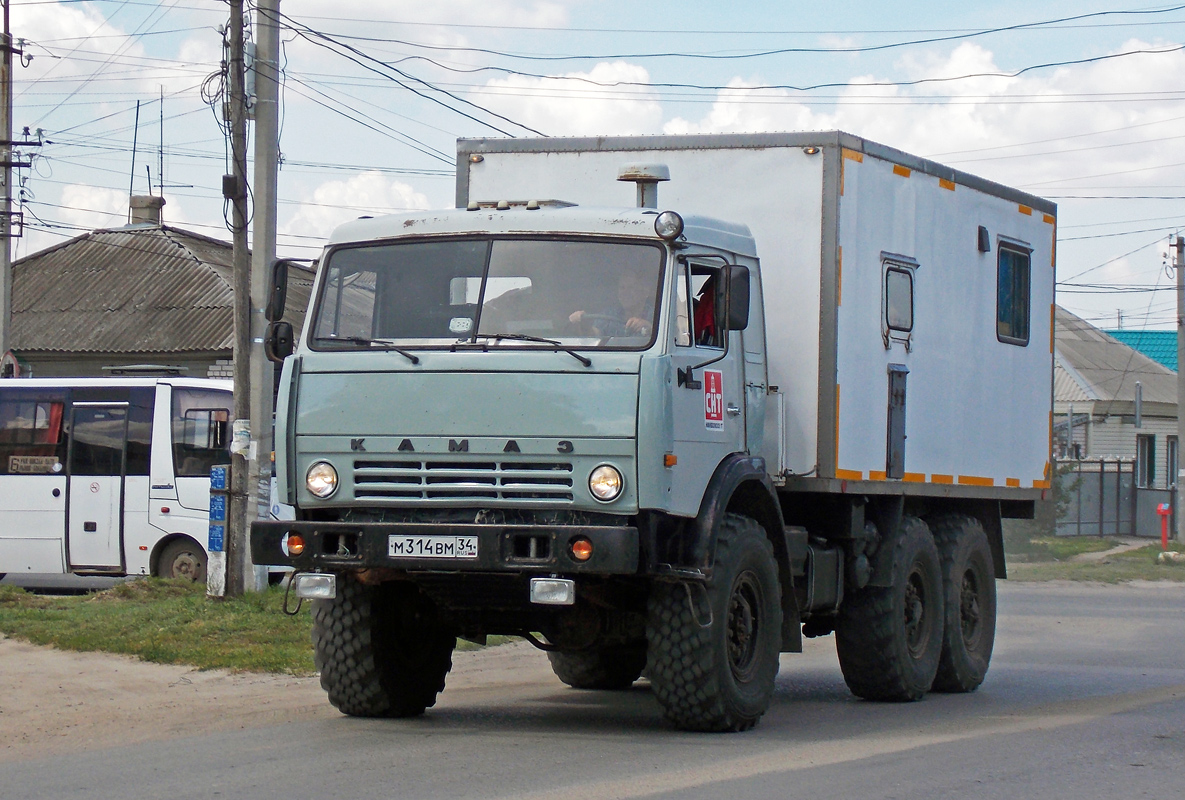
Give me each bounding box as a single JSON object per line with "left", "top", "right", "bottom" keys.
{"left": 350, "top": 438, "right": 366, "bottom": 451}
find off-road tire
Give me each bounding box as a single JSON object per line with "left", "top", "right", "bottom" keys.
{"left": 156, "top": 538, "right": 207, "bottom": 582}
{"left": 547, "top": 642, "right": 647, "bottom": 690}
{"left": 312, "top": 576, "right": 456, "bottom": 717}
{"left": 646, "top": 514, "right": 782, "bottom": 732}
{"left": 836, "top": 515, "right": 943, "bottom": 701}
{"left": 928, "top": 514, "right": 997, "bottom": 693}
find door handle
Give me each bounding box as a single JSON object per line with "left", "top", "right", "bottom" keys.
{"left": 727, "top": 404, "right": 741, "bottom": 417}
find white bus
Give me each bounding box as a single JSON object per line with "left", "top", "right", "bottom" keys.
{"left": 0, "top": 377, "right": 232, "bottom": 581}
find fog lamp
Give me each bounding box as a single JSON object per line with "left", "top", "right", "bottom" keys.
{"left": 294, "top": 572, "right": 336, "bottom": 600}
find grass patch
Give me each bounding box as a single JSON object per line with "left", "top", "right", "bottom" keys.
{"left": 0, "top": 579, "right": 316, "bottom": 674}
{"left": 0, "top": 579, "right": 517, "bottom": 673}
{"left": 1005, "top": 534, "right": 1120, "bottom": 562}
{"left": 1008, "top": 544, "right": 1185, "bottom": 583}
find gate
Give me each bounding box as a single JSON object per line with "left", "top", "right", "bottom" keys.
{"left": 1056, "top": 459, "right": 1174, "bottom": 538}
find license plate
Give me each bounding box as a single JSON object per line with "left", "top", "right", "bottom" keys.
{"left": 388, "top": 535, "right": 479, "bottom": 559}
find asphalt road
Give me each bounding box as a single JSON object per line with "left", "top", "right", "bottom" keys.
{"left": 3, "top": 581, "right": 1184, "bottom": 800}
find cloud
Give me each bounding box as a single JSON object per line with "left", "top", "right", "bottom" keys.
{"left": 478, "top": 61, "right": 664, "bottom": 136}
{"left": 661, "top": 40, "right": 1185, "bottom": 192}
{"left": 281, "top": 171, "right": 432, "bottom": 241}
{"left": 663, "top": 79, "right": 820, "bottom": 135}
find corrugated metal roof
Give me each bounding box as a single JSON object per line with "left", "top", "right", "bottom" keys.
{"left": 1055, "top": 306, "right": 1176, "bottom": 404}
{"left": 1104, "top": 329, "right": 1177, "bottom": 372}
{"left": 11, "top": 224, "right": 311, "bottom": 355}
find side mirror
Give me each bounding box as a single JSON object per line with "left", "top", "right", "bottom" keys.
{"left": 265, "top": 259, "right": 293, "bottom": 322}
{"left": 722, "top": 265, "right": 750, "bottom": 331}
{"left": 264, "top": 321, "right": 294, "bottom": 363}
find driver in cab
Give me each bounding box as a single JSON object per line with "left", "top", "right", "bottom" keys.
{"left": 568, "top": 269, "right": 654, "bottom": 337}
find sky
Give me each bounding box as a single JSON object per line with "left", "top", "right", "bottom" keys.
{"left": 10, "top": 0, "right": 1185, "bottom": 331}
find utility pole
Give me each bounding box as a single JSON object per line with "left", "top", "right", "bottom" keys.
{"left": 1176, "top": 234, "right": 1185, "bottom": 545}
{"left": 0, "top": 0, "right": 12, "bottom": 360}
{"left": 248, "top": 0, "right": 280, "bottom": 585}
{"left": 225, "top": 0, "right": 251, "bottom": 597}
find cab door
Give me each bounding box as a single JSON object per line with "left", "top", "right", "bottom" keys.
{"left": 669, "top": 260, "right": 746, "bottom": 514}
{"left": 67, "top": 403, "right": 128, "bottom": 570}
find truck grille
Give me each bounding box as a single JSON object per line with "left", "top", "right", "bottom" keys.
{"left": 353, "top": 459, "right": 574, "bottom": 504}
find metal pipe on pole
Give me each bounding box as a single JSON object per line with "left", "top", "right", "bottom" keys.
{"left": 247, "top": 0, "right": 281, "bottom": 588}
{"left": 1176, "top": 235, "right": 1185, "bottom": 545}
{"left": 0, "top": 0, "right": 12, "bottom": 360}
{"left": 225, "top": 0, "right": 251, "bottom": 597}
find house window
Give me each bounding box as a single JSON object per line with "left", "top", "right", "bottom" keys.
{"left": 1136, "top": 434, "right": 1156, "bottom": 488}
{"left": 1168, "top": 436, "right": 1179, "bottom": 488}
{"left": 997, "top": 245, "right": 1031, "bottom": 346}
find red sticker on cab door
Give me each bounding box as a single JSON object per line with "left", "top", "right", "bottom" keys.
{"left": 704, "top": 370, "right": 724, "bottom": 430}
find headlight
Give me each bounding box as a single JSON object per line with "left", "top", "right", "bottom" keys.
{"left": 305, "top": 461, "right": 338, "bottom": 498}
{"left": 654, "top": 210, "right": 684, "bottom": 240}
{"left": 588, "top": 464, "right": 624, "bottom": 502}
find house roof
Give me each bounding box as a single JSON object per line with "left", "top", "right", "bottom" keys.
{"left": 1055, "top": 306, "right": 1176, "bottom": 405}
{"left": 1103, "top": 329, "right": 1177, "bottom": 372}
{"left": 11, "top": 223, "right": 312, "bottom": 355}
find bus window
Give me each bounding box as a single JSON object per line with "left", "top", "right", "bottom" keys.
{"left": 0, "top": 393, "right": 67, "bottom": 475}
{"left": 69, "top": 406, "right": 128, "bottom": 476}
{"left": 172, "top": 388, "right": 232, "bottom": 477}
{"left": 126, "top": 389, "right": 154, "bottom": 475}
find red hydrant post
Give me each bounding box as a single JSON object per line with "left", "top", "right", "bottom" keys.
{"left": 1156, "top": 503, "right": 1172, "bottom": 550}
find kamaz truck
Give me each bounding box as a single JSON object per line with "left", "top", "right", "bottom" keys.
{"left": 252, "top": 132, "right": 1054, "bottom": 732}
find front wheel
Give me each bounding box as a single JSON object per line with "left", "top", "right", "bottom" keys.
{"left": 155, "top": 538, "right": 207, "bottom": 582}
{"left": 312, "top": 577, "right": 456, "bottom": 717}
{"left": 647, "top": 514, "right": 782, "bottom": 732}
{"left": 836, "top": 515, "right": 943, "bottom": 701}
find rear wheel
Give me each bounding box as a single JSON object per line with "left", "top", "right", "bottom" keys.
{"left": 836, "top": 515, "right": 943, "bottom": 701}
{"left": 548, "top": 642, "right": 647, "bottom": 690}
{"left": 646, "top": 514, "right": 782, "bottom": 732}
{"left": 312, "top": 576, "right": 455, "bottom": 717}
{"left": 928, "top": 514, "right": 997, "bottom": 693}
{"left": 156, "top": 538, "right": 207, "bottom": 582}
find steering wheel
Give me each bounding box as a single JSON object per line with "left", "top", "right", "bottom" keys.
{"left": 577, "top": 313, "right": 650, "bottom": 337}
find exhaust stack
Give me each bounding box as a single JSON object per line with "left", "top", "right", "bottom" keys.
{"left": 617, "top": 163, "right": 670, "bottom": 208}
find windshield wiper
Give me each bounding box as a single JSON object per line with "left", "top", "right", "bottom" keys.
{"left": 316, "top": 336, "right": 420, "bottom": 365}
{"left": 469, "top": 332, "right": 592, "bottom": 368}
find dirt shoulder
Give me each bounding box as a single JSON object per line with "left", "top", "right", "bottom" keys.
{"left": 0, "top": 635, "right": 549, "bottom": 765}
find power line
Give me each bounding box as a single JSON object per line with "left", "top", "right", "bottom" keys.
{"left": 264, "top": 7, "right": 544, "bottom": 137}
{"left": 301, "top": 4, "right": 1185, "bottom": 62}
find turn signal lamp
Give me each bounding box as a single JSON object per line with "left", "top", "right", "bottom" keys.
{"left": 285, "top": 533, "right": 305, "bottom": 556}
{"left": 570, "top": 536, "right": 594, "bottom": 562}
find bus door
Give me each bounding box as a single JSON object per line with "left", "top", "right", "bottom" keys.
{"left": 67, "top": 402, "right": 129, "bottom": 571}
{"left": 0, "top": 391, "right": 68, "bottom": 573}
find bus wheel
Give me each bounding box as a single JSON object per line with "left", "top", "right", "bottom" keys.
{"left": 157, "top": 538, "right": 207, "bottom": 582}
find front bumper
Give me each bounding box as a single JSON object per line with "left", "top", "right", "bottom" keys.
{"left": 250, "top": 520, "right": 640, "bottom": 575}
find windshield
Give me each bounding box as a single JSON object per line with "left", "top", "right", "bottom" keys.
{"left": 311, "top": 237, "right": 665, "bottom": 350}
